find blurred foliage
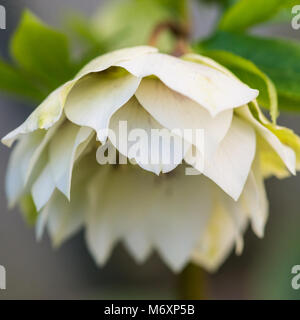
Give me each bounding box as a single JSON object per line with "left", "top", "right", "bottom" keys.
{"left": 11, "top": 11, "right": 75, "bottom": 91}
{"left": 90, "top": 0, "right": 188, "bottom": 52}
{"left": 218, "top": 0, "right": 297, "bottom": 31}
{"left": 64, "top": 11, "right": 109, "bottom": 68}
{"left": 0, "top": 58, "right": 44, "bottom": 102}
{"left": 0, "top": 10, "right": 79, "bottom": 103}
{"left": 197, "top": 32, "right": 300, "bottom": 113}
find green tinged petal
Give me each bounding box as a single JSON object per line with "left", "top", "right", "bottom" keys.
{"left": 198, "top": 31, "right": 300, "bottom": 113}
{"left": 19, "top": 194, "right": 38, "bottom": 226}
{"left": 187, "top": 50, "right": 278, "bottom": 123}
{"left": 264, "top": 124, "right": 300, "bottom": 171}
{"left": 245, "top": 102, "right": 300, "bottom": 177}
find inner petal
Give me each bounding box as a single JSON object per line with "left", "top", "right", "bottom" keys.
{"left": 64, "top": 69, "right": 141, "bottom": 142}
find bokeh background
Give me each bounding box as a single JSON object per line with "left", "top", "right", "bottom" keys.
{"left": 0, "top": 0, "right": 300, "bottom": 299}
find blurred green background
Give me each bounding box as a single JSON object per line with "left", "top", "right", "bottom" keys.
{"left": 0, "top": 0, "right": 300, "bottom": 299}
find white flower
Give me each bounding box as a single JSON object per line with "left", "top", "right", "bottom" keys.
{"left": 2, "top": 46, "right": 299, "bottom": 272}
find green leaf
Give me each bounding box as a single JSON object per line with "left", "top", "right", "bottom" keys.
{"left": 197, "top": 31, "right": 300, "bottom": 112}
{"left": 10, "top": 10, "right": 75, "bottom": 91}
{"left": 0, "top": 58, "right": 45, "bottom": 102}
{"left": 219, "top": 0, "right": 293, "bottom": 31}
{"left": 193, "top": 49, "right": 278, "bottom": 122}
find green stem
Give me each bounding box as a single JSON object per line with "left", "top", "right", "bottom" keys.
{"left": 178, "top": 263, "right": 208, "bottom": 300}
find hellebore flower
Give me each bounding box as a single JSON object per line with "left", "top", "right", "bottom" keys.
{"left": 2, "top": 46, "right": 300, "bottom": 272}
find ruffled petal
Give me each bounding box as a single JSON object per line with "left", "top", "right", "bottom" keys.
{"left": 5, "top": 131, "right": 50, "bottom": 207}
{"left": 149, "top": 167, "right": 213, "bottom": 272}
{"left": 135, "top": 78, "right": 233, "bottom": 159}
{"left": 241, "top": 156, "right": 268, "bottom": 238}
{"left": 191, "top": 184, "right": 248, "bottom": 272}
{"left": 76, "top": 46, "right": 158, "bottom": 78}
{"left": 49, "top": 122, "right": 93, "bottom": 199}
{"left": 86, "top": 163, "right": 213, "bottom": 272}
{"left": 36, "top": 152, "right": 98, "bottom": 243}
{"left": 118, "top": 53, "right": 258, "bottom": 116}
{"left": 237, "top": 106, "right": 296, "bottom": 175}
{"left": 85, "top": 165, "right": 115, "bottom": 266}
{"left": 46, "top": 190, "right": 85, "bottom": 247}
{"left": 182, "top": 53, "right": 236, "bottom": 78}
{"left": 186, "top": 116, "right": 256, "bottom": 200}
{"left": 257, "top": 135, "right": 291, "bottom": 178}
{"left": 31, "top": 164, "right": 56, "bottom": 211}
{"left": 36, "top": 190, "right": 84, "bottom": 247}
{"left": 2, "top": 47, "right": 156, "bottom": 147}
{"left": 108, "top": 96, "right": 189, "bottom": 175}
{"left": 2, "top": 86, "right": 70, "bottom": 147}
{"left": 65, "top": 72, "right": 141, "bottom": 142}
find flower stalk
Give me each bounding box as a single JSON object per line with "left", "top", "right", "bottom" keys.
{"left": 148, "top": 21, "right": 190, "bottom": 56}
{"left": 178, "top": 263, "right": 208, "bottom": 300}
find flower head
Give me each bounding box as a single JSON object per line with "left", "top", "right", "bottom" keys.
{"left": 2, "top": 46, "right": 299, "bottom": 272}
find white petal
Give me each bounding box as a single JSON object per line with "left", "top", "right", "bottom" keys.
{"left": 2, "top": 47, "right": 157, "bottom": 147}
{"left": 86, "top": 163, "right": 213, "bottom": 272}
{"left": 49, "top": 122, "right": 93, "bottom": 199}
{"left": 135, "top": 78, "right": 233, "bottom": 159}
{"left": 36, "top": 154, "right": 97, "bottom": 244}
{"left": 182, "top": 53, "right": 237, "bottom": 78}
{"left": 24, "top": 118, "right": 63, "bottom": 185}
{"left": 31, "top": 164, "right": 56, "bottom": 211}
{"left": 85, "top": 165, "right": 115, "bottom": 266}
{"left": 65, "top": 72, "right": 141, "bottom": 142}
{"left": 5, "top": 137, "right": 31, "bottom": 207}
{"left": 76, "top": 46, "right": 158, "bottom": 78}
{"left": 36, "top": 202, "right": 50, "bottom": 241}
{"left": 5, "top": 116, "right": 62, "bottom": 208}
{"left": 46, "top": 191, "right": 84, "bottom": 247}
{"left": 108, "top": 96, "right": 189, "bottom": 175}
{"left": 237, "top": 106, "right": 296, "bottom": 175}
{"left": 5, "top": 131, "right": 48, "bottom": 207}
{"left": 149, "top": 167, "right": 213, "bottom": 272}
{"left": 187, "top": 116, "right": 256, "bottom": 200}
{"left": 34, "top": 154, "right": 101, "bottom": 246}
{"left": 118, "top": 53, "right": 258, "bottom": 116}
{"left": 241, "top": 156, "right": 268, "bottom": 238}
{"left": 191, "top": 185, "right": 248, "bottom": 272}
{"left": 1, "top": 86, "right": 71, "bottom": 147}
{"left": 123, "top": 232, "right": 152, "bottom": 264}
{"left": 37, "top": 190, "right": 84, "bottom": 247}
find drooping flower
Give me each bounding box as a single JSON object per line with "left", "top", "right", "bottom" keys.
{"left": 2, "top": 46, "right": 299, "bottom": 272}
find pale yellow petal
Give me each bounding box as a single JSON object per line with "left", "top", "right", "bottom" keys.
{"left": 237, "top": 105, "right": 296, "bottom": 175}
